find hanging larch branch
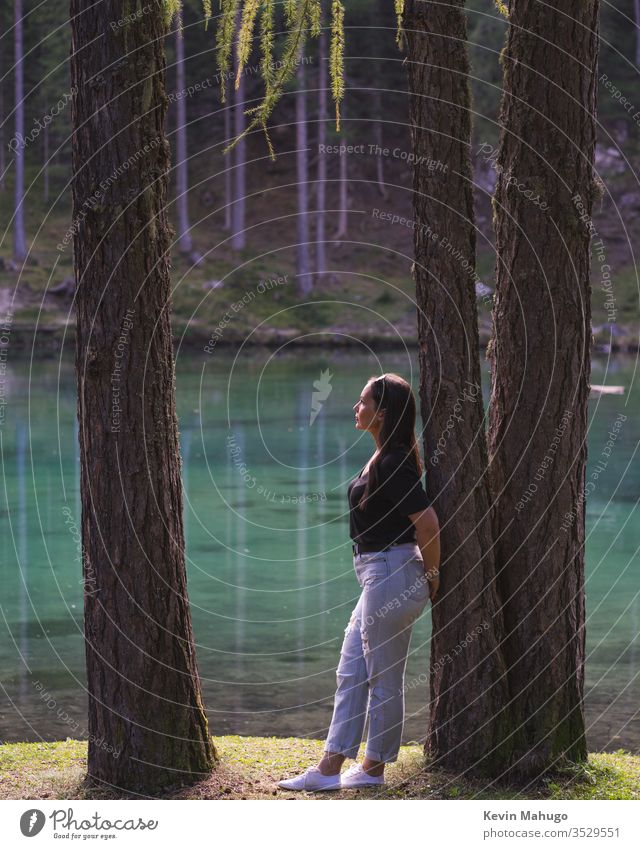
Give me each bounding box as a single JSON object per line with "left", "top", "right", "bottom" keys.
{"left": 330, "top": 0, "right": 345, "bottom": 131}
{"left": 163, "top": 0, "right": 349, "bottom": 157}
{"left": 393, "top": 0, "right": 404, "bottom": 46}
{"left": 202, "top": 0, "right": 213, "bottom": 29}
{"left": 236, "top": 0, "right": 262, "bottom": 88}
{"left": 163, "top": 0, "right": 183, "bottom": 30}
{"left": 216, "top": 0, "right": 240, "bottom": 103}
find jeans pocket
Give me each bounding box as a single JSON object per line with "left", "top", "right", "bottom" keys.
{"left": 359, "top": 555, "right": 389, "bottom": 588}
{"left": 358, "top": 552, "right": 387, "bottom": 565}
{"left": 406, "top": 558, "right": 429, "bottom": 603}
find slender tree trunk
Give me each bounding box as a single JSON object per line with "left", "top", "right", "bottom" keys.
{"left": 487, "top": 0, "right": 598, "bottom": 780}
{"left": 635, "top": 0, "right": 640, "bottom": 68}
{"left": 0, "top": 31, "right": 5, "bottom": 193}
{"left": 334, "top": 98, "right": 348, "bottom": 240}
{"left": 223, "top": 97, "right": 233, "bottom": 231}
{"left": 404, "top": 0, "right": 514, "bottom": 777}
{"left": 69, "top": 1, "right": 217, "bottom": 793}
{"left": 315, "top": 23, "right": 327, "bottom": 283}
{"left": 231, "top": 21, "right": 246, "bottom": 251}
{"left": 43, "top": 122, "right": 49, "bottom": 203}
{"left": 297, "top": 57, "right": 312, "bottom": 295}
{"left": 374, "top": 0, "right": 387, "bottom": 200}
{"left": 174, "top": 13, "right": 192, "bottom": 253}
{"left": 373, "top": 89, "right": 387, "bottom": 199}
{"left": 13, "top": 0, "right": 27, "bottom": 262}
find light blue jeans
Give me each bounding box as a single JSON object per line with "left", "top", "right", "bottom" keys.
{"left": 324, "top": 542, "right": 429, "bottom": 763}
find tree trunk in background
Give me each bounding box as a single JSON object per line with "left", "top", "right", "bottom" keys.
{"left": 0, "top": 31, "right": 5, "bottom": 193}
{"left": 69, "top": 1, "right": 217, "bottom": 793}
{"left": 175, "top": 14, "right": 192, "bottom": 254}
{"left": 297, "top": 57, "right": 312, "bottom": 295}
{"left": 231, "top": 27, "right": 246, "bottom": 251}
{"left": 374, "top": 0, "right": 387, "bottom": 199}
{"left": 315, "top": 23, "right": 327, "bottom": 283}
{"left": 373, "top": 89, "right": 387, "bottom": 199}
{"left": 334, "top": 98, "right": 348, "bottom": 240}
{"left": 404, "top": 0, "right": 514, "bottom": 777}
{"left": 635, "top": 0, "right": 640, "bottom": 68}
{"left": 13, "top": 0, "right": 27, "bottom": 261}
{"left": 487, "top": 0, "right": 598, "bottom": 780}
{"left": 43, "top": 122, "right": 49, "bottom": 203}
{"left": 223, "top": 98, "right": 232, "bottom": 231}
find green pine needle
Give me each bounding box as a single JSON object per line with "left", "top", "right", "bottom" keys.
{"left": 394, "top": 0, "right": 404, "bottom": 47}
{"left": 330, "top": 0, "right": 345, "bottom": 131}
{"left": 216, "top": 0, "right": 240, "bottom": 103}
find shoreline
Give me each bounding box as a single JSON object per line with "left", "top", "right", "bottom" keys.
{"left": 1, "top": 321, "right": 638, "bottom": 357}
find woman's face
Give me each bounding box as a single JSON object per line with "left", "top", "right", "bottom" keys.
{"left": 353, "top": 382, "right": 384, "bottom": 434}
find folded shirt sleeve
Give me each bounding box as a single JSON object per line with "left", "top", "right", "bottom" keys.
{"left": 378, "top": 452, "right": 431, "bottom": 518}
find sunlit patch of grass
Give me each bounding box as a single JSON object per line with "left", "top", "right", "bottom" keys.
{"left": 1, "top": 737, "right": 638, "bottom": 801}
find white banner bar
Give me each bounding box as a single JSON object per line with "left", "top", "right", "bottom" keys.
{"left": 1, "top": 799, "right": 639, "bottom": 848}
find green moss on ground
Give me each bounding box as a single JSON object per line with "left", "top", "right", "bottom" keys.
{"left": 0, "top": 736, "right": 638, "bottom": 800}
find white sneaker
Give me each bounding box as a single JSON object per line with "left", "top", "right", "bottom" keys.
{"left": 277, "top": 765, "right": 342, "bottom": 791}
{"left": 340, "top": 762, "right": 385, "bottom": 788}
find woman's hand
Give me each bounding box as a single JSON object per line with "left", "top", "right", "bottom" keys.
{"left": 409, "top": 507, "right": 441, "bottom": 601}
{"left": 426, "top": 570, "right": 440, "bottom": 602}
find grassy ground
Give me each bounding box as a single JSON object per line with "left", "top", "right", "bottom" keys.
{"left": 1, "top": 736, "right": 638, "bottom": 800}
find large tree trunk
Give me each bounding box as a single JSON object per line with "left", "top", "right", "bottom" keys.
{"left": 297, "top": 57, "right": 312, "bottom": 294}
{"left": 69, "top": 1, "right": 217, "bottom": 793}
{"left": 13, "top": 0, "right": 27, "bottom": 261}
{"left": 174, "top": 13, "right": 192, "bottom": 254}
{"left": 487, "top": 0, "right": 598, "bottom": 780}
{"left": 404, "top": 0, "right": 514, "bottom": 776}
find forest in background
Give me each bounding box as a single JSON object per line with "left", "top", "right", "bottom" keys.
{"left": 0, "top": 0, "right": 638, "bottom": 351}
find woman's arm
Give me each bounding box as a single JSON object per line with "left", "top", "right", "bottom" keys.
{"left": 408, "top": 506, "right": 441, "bottom": 600}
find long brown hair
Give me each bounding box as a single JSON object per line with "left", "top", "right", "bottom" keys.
{"left": 356, "top": 373, "right": 423, "bottom": 510}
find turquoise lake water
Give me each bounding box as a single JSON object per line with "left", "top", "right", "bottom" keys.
{"left": 0, "top": 349, "right": 638, "bottom": 754}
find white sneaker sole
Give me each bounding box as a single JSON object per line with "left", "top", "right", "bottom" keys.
{"left": 277, "top": 779, "right": 341, "bottom": 791}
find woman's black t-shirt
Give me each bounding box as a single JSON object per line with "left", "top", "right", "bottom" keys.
{"left": 348, "top": 448, "right": 431, "bottom": 547}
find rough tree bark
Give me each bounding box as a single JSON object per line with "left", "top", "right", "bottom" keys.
{"left": 487, "top": 0, "right": 598, "bottom": 779}
{"left": 174, "top": 12, "right": 193, "bottom": 254}
{"left": 70, "top": 2, "right": 217, "bottom": 792}
{"left": 404, "top": 0, "right": 514, "bottom": 777}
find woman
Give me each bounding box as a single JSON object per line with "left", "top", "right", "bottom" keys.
{"left": 278, "top": 373, "right": 441, "bottom": 791}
